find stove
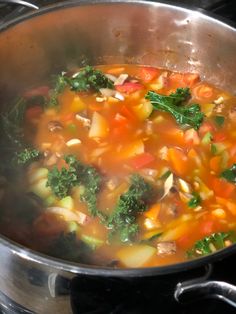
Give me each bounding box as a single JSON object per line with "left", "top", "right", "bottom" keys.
{"left": 1, "top": 1, "right": 236, "bottom": 313}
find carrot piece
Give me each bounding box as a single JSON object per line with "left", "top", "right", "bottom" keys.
{"left": 115, "top": 82, "right": 143, "bottom": 94}
{"left": 139, "top": 67, "right": 160, "bottom": 83}
{"left": 144, "top": 204, "right": 161, "bottom": 221}
{"left": 216, "top": 197, "right": 236, "bottom": 216}
{"left": 168, "top": 147, "right": 188, "bottom": 176}
{"left": 106, "top": 67, "right": 125, "bottom": 75}
{"left": 209, "top": 156, "right": 222, "bottom": 173}
{"left": 25, "top": 106, "right": 43, "bottom": 121}
{"left": 120, "top": 105, "right": 136, "bottom": 121}
{"left": 211, "top": 177, "right": 235, "bottom": 198}
{"left": 193, "top": 84, "right": 214, "bottom": 100}
{"left": 130, "top": 152, "right": 155, "bottom": 169}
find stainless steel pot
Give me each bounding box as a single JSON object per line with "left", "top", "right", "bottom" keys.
{"left": 1, "top": 1, "right": 236, "bottom": 313}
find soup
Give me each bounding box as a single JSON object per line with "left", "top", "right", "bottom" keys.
{"left": 1, "top": 64, "right": 236, "bottom": 268}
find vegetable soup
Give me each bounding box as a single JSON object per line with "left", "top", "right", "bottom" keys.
{"left": 1, "top": 64, "right": 236, "bottom": 268}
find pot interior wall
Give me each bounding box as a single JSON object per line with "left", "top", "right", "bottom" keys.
{"left": 0, "top": 1, "right": 236, "bottom": 103}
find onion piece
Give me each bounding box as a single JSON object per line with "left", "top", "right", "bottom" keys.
{"left": 46, "top": 206, "right": 89, "bottom": 225}
{"left": 66, "top": 138, "right": 82, "bottom": 147}
{"left": 99, "top": 88, "right": 116, "bottom": 97}
{"left": 114, "top": 91, "right": 125, "bottom": 101}
{"left": 114, "top": 73, "right": 129, "bottom": 86}
{"left": 105, "top": 73, "right": 117, "bottom": 82}
{"left": 159, "top": 173, "right": 174, "bottom": 200}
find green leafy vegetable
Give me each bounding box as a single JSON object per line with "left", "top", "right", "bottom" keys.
{"left": 187, "top": 231, "right": 235, "bottom": 258}
{"left": 146, "top": 88, "right": 204, "bottom": 130}
{"left": 65, "top": 65, "right": 114, "bottom": 92}
{"left": 220, "top": 164, "right": 236, "bottom": 183}
{"left": 214, "top": 115, "right": 225, "bottom": 127}
{"left": 14, "top": 148, "right": 41, "bottom": 165}
{"left": 46, "top": 155, "right": 102, "bottom": 217}
{"left": 49, "top": 232, "right": 91, "bottom": 263}
{"left": 107, "top": 174, "right": 154, "bottom": 242}
{"left": 1, "top": 98, "right": 26, "bottom": 148}
{"left": 48, "top": 75, "right": 67, "bottom": 107}
{"left": 188, "top": 192, "right": 201, "bottom": 208}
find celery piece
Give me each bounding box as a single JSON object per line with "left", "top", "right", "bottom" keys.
{"left": 201, "top": 132, "right": 212, "bottom": 145}
{"left": 67, "top": 221, "right": 80, "bottom": 233}
{"left": 58, "top": 196, "right": 74, "bottom": 210}
{"left": 81, "top": 234, "right": 104, "bottom": 250}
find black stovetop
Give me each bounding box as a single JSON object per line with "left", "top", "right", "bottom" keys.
{"left": 1, "top": 1, "right": 236, "bottom": 313}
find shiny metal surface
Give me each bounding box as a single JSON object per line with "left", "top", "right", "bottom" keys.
{"left": 1, "top": 1, "right": 236, "bottom": 312}
{"left": 0, "top": 0, "right": 38, "bottom": 9}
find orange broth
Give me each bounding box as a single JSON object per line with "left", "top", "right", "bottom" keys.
{"left": 1, "top": 64, "right": 236, "bottom": 268}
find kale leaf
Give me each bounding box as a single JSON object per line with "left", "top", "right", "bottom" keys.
{"left": 64, "top": 66, "right": 114, "bottom": 92}
{"left": 145, "top": 88, "right": 204, "bottom": 130}
{"left": 187, "top": 231, "right": 235, "bottom": 258}
{"left": 14, "top": 148, "right": 41, "bottom": 165}
{"left": 49, "top": 231, "right": 91, "bottom": 263}
{"left": 48, "top": 75, "right": 67, "bottom": 108}
{"left": 46, "top": 155, "right": 102, "bottom": 217}
{"left": 188, "top": 192, "right": 201, "bottom": 209}
{"left": 107, "top": 174, "right": 154, "bottom": 242}
{"left": 1, "top": 97, "right": 26, "bottom": 148}
{"left": 220, "top": 164, "right": 236, "bottom": 183}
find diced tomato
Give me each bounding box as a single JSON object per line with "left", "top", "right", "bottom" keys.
{"left": 115, "top": 82, "right": 143, "bottom": 94}
{"left": 211, "top": 177, "right": 236, "bottom": 198}
{"left": 193, "top": 84, "right": 214, "bottom": 101}
{"left": 199, "top": 220, "right": 214, "bottom": 236}
{"left": 176, "top": 234, "right": 192, "bottom": 250}
{"left": 184, "top": 128, "right": 200, "bottom": 146}
{"left": 199, "top": 121, "right": 215, "bottom": 137}
{"left": 130, "top": 152, "right": 155, "bottom": 169}
{"left": 168, "top": 72, "right": 200, "bottom": 88}
{"left": 183, "top": 73, "right": 200, "bottom": 87}
{"left": 25, "top": 106, "right": 43, "bottom": 121}
{"left": 139, "top": 67, "right": 160, "bottom": 83}
{"left": 111, "top": 113, "right": 128, "bottom": 127}
{"left": 23, "top": 86, "right": 50, "bottom": 98}
{"left": 213, "top": 131, "right": 227, "bottom": 142}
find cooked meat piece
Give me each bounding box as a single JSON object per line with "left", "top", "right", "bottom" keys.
{"left": 157, "top": 241, "right": 176, "bottom": 256}
{"left": 48, "top": 121, "right": 63, "bottom": 132}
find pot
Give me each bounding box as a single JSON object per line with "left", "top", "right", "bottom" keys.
{"left": 1, "top": 1, "right": 236, "bottom": 313}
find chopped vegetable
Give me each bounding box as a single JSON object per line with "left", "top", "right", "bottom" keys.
{"left": 117, "top": 244, "right": 156, "bottom": 267}
{"left": 65, "top": 66, "right": 114, "bottom": 92}
{"left": 146, "top": 88, "right": 204, "bottom": 130}
{"left": 107, "top": 174, "right": 154, "bottom": 242}
{"left": 188, "top": 192, "right": 201, "bottom": 208}
{"left": 221, "top": 164, "right": 236, "bottom": 183}
{"left": 214, "top": 115, "right": 225, "bottom": 127}
{"left": 187, "top": 232, "right": 235, "bottom": 258}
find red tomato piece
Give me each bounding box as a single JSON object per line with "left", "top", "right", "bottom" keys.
{"left": 115, "top": 82, "right": 143, "bottom": 94}
{"left": 183, "top": 73, "right": 200, "bottom": 87}
{"left": 130, "top": 152, "right": 155, "bottom": 169}
{"left": 25, "top": 106, "right": 43, "bottom": 121}
{"left": 199, "top": 121, "right": 215, "bottom": 137}
{"left": 184, "top": 128, "right": 200, "bottom": 146}
{"left": 111, "top": 113, "right": 128, "bottom": 127}
{"left": 120, "top": 105, "right": 136, "bottom": 121}
{"left": 23, "top": 86, "right": 50, "bottom": 98}
{"left": 213, "top": 131, "right": 227, "bottom": 142}
{"left": 193, "top": 84, "right": 214, "bottom": 100}
{"left": 211, "top": 177, "right": 235, "bottom": 198}
{"left": 168, "top": 72, "right": 200, "bottom": 88}
{"left": 199, "top": 220, "right": 214, "bottom": 236}
{"left": 139, "top": 67, "right": 160, "bottom": 83}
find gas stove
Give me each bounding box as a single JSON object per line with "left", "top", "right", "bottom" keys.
{"left": 1, "top": 1, "right": 236, "bottom": 313}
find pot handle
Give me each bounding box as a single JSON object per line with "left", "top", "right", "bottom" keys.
{"left": 175, "top": 280, "right": 236, "bottom": 308}
{"left": 0, "top": 0, "right": 39, "bottom": 9}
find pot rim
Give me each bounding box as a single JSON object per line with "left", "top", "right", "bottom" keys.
{"left": 1, "top": 0, "right": 236, "bottom": 277}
